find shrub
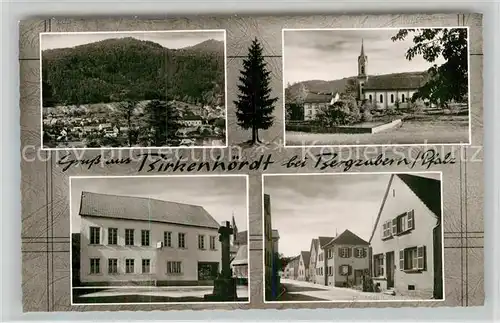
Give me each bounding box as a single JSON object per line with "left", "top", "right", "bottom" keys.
{"left": 315, "top": 101, "right": 353, "bottom": 127}
{"left": 361, "top": 108, "right": 373, "bottom": 122}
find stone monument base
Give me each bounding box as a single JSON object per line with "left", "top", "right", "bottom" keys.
{"left": 204, "top": 277, "right": 238, "bottom": 301}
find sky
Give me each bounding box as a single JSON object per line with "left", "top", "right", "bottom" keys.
{"left": 70, "top": 175, "right": 247, "bottom": 233}
{"left": 264, "top": 172, "right": 441, "bottom": 258}
{"left": 41, "top": 31, "right": 225, "bottom": 50}
{"left": 283, "top": 29, "right": 447, "bottom": 85}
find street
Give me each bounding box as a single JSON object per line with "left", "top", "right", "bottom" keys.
{"left": 72, "top": 285, "right": 249, "bottom": 304}
{"left": 279, "top": 279, "right": 413, "bottom": 302}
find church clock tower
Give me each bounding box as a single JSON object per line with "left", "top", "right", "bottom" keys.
{"left": 357, "top": 39, "right": 368, "bottom": 100}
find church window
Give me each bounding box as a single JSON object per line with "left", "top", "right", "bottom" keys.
{"left": 380, "top": 94, "right": 384, "bottom": 103}
{"left": 402, "top": 94, "right": 405, "bottom": 102}
{"left": 391, "top": 94, "right": 394, "bottom": 103}
{"left": 369, "top": 94, "right": 372, "bottom": 102}
{"left": 361, "top": 66, "right": 365, "bottom": 74}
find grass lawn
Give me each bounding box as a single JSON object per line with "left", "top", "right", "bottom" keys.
{"left": 286, "top": 118, "right": 469, "bottom": 146}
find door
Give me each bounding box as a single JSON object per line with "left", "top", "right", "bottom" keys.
{"left": 198, "top": 262, "right": 219, "bottom": 281}
{"left": 386, "top": 251, "right": 395, "bottom": 288}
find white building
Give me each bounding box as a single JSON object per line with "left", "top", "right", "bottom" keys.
{"left": 78, "top": 191, "right": 222, "bottom": 286}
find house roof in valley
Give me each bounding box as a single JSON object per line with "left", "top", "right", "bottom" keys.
{"left": 368, "top": 174, "right": 442, "bottom": 243}
{"left": 318, "top": 236, "right": 335, "bottom": 249}
{"left": 363, "top": 72, "right": 428, "bottom": 91}
{"left": 323, "top": 229, "right": 369, "bottom": 248}
{"left": 79, "top": 191, "right": 220, "bottom": 229}
{"left": 303, "top": 92, "right": 334, "bottom": 104}
{"left": 300, "top": 251, "right": 311, "bottom": 268}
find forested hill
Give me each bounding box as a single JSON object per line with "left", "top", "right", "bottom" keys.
{"left": 42, "top": 37, "right": 225, "bottom": 107}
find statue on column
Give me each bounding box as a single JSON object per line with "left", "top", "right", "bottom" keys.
{"left": 204, "top": 221, "right": 238, "bottom": 301}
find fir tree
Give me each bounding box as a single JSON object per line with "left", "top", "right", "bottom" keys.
{"left": 139, "top": 100, "right": 181, "bottom": 147}
{"left": 234, "top": 38, "right": 278, "bottom": 144}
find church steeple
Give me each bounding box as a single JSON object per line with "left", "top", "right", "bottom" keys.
{"left": 358, "top": 38, "right": 367, "bottom": 77}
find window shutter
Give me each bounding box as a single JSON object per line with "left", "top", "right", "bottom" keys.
{"left": 392, "top": 218, "right": 398, "bottom": 235}
{"left": 338, "top": 265, "right": 343, "bottom": 275}
{"left": 417, "top": 246, "right": 426, "bottom": 270}
{"left": 348, "top": 265, "right": 352, "bottom": 276}
{"left": 399, "top": 249, "right": 405, "bottom": 270}
{"left": 347, "top": 248, "right": 352, "bottom": 258}
{"left": 362, "top": 248, "right": 367, "bottom": 258}
{"left": 408, "top": 210, "right": 415, "bottom": 230}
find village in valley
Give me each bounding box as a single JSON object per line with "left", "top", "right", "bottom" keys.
{"left": 41, "top": 31, "right": 227, "bottom": 149}
{"left": 264, "top": 173, "right": 443, "bottom": 302}
{"left": 43, "top": 100, "right": 226, "bottom": 148}
{"left": 283, "top": 28, "right": 470, "bottom": 146}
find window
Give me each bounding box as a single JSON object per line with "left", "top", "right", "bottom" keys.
{"left": 108, "top": 258, "right": 118, "bottom": 274}
{"left": 355, "top": 247, "right": 367, "bottom": 258}
{"left": 400, "top": 246, "right": 426, "bottom": 271}
{"left": 391, "top": 94, "right": 394, "bottom": 103}
{"left": 142, "top": 259, "right": 151, "bottom": 273}
{"left": 89, "top": 227, "right": 100, "bottom": 244}
{"left": 210, "top": 236, "right": 217, "bottom": 250}
{"left": 328, "top": 266, "right": 333, "bottom": 276}
{"left": 198, "top": 235, "right": 205, "bottom": 250}
{"left": 361, "top": 66, "right": 365, "bottom": 74}
{"left": 308, "top": 110, "right": 312, "bottom": 115}
{"left": 141, "top": 230, "right": 150, "bottom": 246}
{"left": 108, "top": 228, "right": 117, "bottom": 245}
{"left": 167, "top": 261, "right": 182, "bottom": 274}
{"left": 90, "top": 258, "right": 100, "bottom": 274}
{"left": 402, "top": 94, "right": 405, "bottom": 102}
{"left": 178, "top": 233, "right": 186, "bottom": 248}
{"left": 379, "top": 94, "right": 384, "bottom": 103}
{"left": 369, "top": 94, "right": 373, "bottom": 102}
{"left": 382, "top": 220, "right": 393, "bottom": 239}
{"left": 394, "top": 210, "right": 416, "bottom": 235}
{"left": 164, "top": 231, "right": 172, "bottom": 247}
{"left": 339, "top": 247, "right": 351, "bottom": 258}
{"left": 125, "top": 229, "right": 134, "bottom": 246}
{"left": 125, "top": 259, "right": 135, "bottom": 273}
{"left": 374, "top": 254, "right": 384, "bottom": 277}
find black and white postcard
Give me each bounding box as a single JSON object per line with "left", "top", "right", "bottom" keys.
{"left": 263, "top": 173, "right": 443, "bottom": 302}
{"left": 41, "top": 30, "right": 227, "bottom": 149}
{"left": 283, "top": 28, "right": 470, "bottom": 147}
{"left": 69, "top": 175, "right": 248, "bottom": 304}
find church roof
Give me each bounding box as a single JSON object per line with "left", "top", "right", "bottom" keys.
{"left": 363, "top": 72, "right": 428, "bottom": 91}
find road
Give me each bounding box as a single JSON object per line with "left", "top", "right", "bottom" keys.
{"left": 73, "top": 285, "right": 249, "bottom": 304}
{"left": 279, "top": 279, "right": 413, "bottom": 302}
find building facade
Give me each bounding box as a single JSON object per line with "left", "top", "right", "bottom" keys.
{"left": 308, "top": 239, "right": 319, "bottom": 284}
{"left": 264, "top": 194, "right": 280, "bottom": 299}
{"left": 369, "top": 174, "right": 443, "bottom": 299}
{"left": 303, "top": 92, "right": 340, "bottom": 120}
{"left": 297, "top": 251, "right": 310, "bottom": 281}
{"left": 322, "top": 230, "right": 370, "bottom": 287}
{"left": 78, "top": 191, "right": 222, "bottom": 286}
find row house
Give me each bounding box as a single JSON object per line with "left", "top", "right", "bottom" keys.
{"left": 78, "top": 191, "right": 222, "bottom": 286}
{"left": 313, "top": 236, "right": 335, "bottom": 285}
{"left": 368, "top": 174, "right": 443, "bottom": 299}
{"left": 297, "top": 251, "right": 310, "bottom": 281}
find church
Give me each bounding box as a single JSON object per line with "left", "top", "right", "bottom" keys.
{"left": 356, "top": 39, "right": 427, "bottom": 109}
{"left": 301, "top": 40, "right": 427, "bottom": 120}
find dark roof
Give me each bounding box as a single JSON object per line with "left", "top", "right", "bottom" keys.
{"left": 234, "top": 230, "right": 248, "bottom": 245}
{"left": 303, "top": 92, "right": 334, "bottom": 104}
{"left": 324, "top": 229, "right": 369, "bottom": 248}
{"left": 272, "top": 229, "right": 280, "bottom": 239}
{"left": 363, "top": 72, "right": 428, "bottom": 91}
{"left": 318, "top": 236, "right": 335, "bottom": 249}
{"left": 79, "top": 191, "right": 220, "bottom": 229}
{"left": 397, "top": 174, "right": 442, "bottom": 218}
{"left": 300, "top": 251, "right": 311, "bottom": 268}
